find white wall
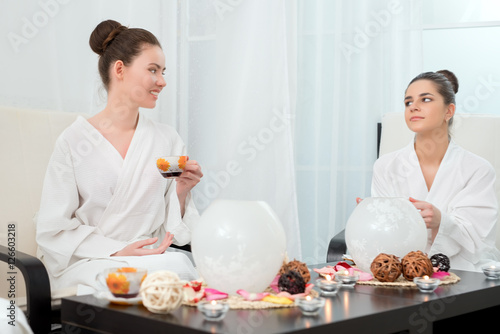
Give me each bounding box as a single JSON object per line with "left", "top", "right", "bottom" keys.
{"left": 422, "top": 0, "right": 500, "bottom": 115}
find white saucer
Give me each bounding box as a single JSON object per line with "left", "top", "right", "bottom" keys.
{"left": 94, "top": 290, "right": 142, "bottom": 305}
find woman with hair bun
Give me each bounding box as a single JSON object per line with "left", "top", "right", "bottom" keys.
{"left": 36, "top": 20, "right": 203, "bottom": 292}
{"left": 371, "top": 70, "right": 500, "bottom": 271}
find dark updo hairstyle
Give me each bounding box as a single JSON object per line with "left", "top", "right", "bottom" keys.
{"left": 406, "top": 69, "right": 459, "bottom": 126}
{"left": 89, "top": 20, "right": 162, "bottom": 91}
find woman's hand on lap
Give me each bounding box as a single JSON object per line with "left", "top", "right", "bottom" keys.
{"left": 111, "top": 232, "right": 174, "bottom": 257}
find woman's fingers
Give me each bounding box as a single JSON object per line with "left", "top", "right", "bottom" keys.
{"left": 180, "top": 160, "right": 203, "bottom": 181}
{"left": 134, "top": 237, "right": 159, "bottom": 248}
{"left": 157, "top": 232, "right": 174, "bottom": 252}
{"left": 409, "top": 199, "right": 441, "bottom": 230}
{"left": 176, "top": 161, "right": 203, "bottom": 200}
{"left": 112, "top": 233, "right": 176, "bottom": 256}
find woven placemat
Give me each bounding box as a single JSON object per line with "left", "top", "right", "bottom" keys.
{"left": 183, "top": 289, "right": 319, "bottom": 309}
{"left": 356, "top": 272, "right": 460, "bottom": 287}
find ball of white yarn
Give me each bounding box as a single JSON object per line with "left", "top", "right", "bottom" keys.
{"left": 140, "top": 270, "right": 184, "bottom": 314}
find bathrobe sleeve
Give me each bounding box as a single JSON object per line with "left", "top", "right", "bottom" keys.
{"left": 157, "top": 186, "right": 199, "bottom": 246}
{"left": 431, "top": 160, "right": 498, "bottom": 264}
{"left": 36, "top": 137, "right": 127, "bottom": 276}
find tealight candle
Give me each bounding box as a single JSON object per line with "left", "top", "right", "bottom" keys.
{"left": 197, "top": 300, "right": 229, "bottom": 321}
{"left": 316, "top": 275, "right": 341, "bottom": 296}
{"left": 335, "top": 270, "right": 360, "bottom": 287}
{"left": 413, "top": 275, "right": 440, "bottom": 293}
{"left": 295, "top": 295, "right": 325, "bottom": 316}
{"left": 481, "top": 263, "right": 500, "bottom": 280}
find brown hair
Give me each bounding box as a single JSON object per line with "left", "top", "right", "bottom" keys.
{"left": 89, "top": 20, "right": 162, "bottom": 90}
{"left": 407, "top": 69, "right": 459, "bottom": 126}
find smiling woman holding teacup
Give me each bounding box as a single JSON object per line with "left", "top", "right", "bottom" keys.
{"left": 370, "top": 70, "right": 500, "bottom": 271}
{"left": 36, "top": 20, "right": 203, "bottom": 293}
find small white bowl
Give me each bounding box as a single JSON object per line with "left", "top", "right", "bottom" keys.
{"left": 481, "top": 263, "right": 500, "bottom": 280}
{"left": 197, "top": 300, "right": 229, "bottom": 321}
{"left": 413, "top": 276, "right": 440, "bottom": 293}
{"left": 335, "top": 271, "right": 360, "bottom": 287}
{"left": 315, "top": 278, "right": 341, "bottom": 296}
{"left": 295, "top": 296, "right": 326, "bottom": 316}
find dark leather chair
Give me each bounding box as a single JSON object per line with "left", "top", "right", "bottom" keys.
{"left": 0, "top": 245, "right": 52, "bottom": 333}
{"left": 326, "top": 230, "right": 347, "bottom": 263}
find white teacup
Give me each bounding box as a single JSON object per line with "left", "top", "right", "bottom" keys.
{"left": 101, "top": 267, "right": 147, "bottom": 298}
{"left": 156, "top": 156, "right": 188, "bottom": 178}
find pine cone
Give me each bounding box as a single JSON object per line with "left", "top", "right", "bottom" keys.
{"left": 279, "top": 259, "right": 310, "bottom": 283}
{"left": 278, "top": 270, "right": 306, "bottom": 294}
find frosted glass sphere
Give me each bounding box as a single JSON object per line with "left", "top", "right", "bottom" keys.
{"left": 192, "top": 200, "right": 287, "bottom": 295}
{"left": 345, "top": 197, "right": 427, "bottom": 273}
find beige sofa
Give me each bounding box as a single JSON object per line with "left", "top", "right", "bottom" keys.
{"left": 0, "top": 106, "right": 89, "bottom": 333}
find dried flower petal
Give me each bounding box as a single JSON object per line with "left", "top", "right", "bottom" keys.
{"left": 205, "top": 288, "right": 228, "bottom": 301}
{"left": 262, "top": 295, "right": 293, "bottom": 305}
{"left": 431, "top": 271, "right": 450, "bottom": 280}
{"left": 237, "top": 289, "right": 269, "bottom": 301}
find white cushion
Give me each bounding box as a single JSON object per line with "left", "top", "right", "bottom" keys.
{"left": 0, "top": 107, "right": 89, "bottom": 301}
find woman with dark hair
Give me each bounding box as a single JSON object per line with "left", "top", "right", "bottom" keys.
{"left": 36, "top": 20, "right": 203, "bottom": 292}
{"left": 371, "top": 70, "right": 500, "bottom": 271}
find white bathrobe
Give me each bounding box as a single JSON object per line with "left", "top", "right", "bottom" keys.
{"left": 372, "top": 140, "right": 500, "bottom": 271}
{"left": 36, "top": 113, "right": 199, "bottom": 292}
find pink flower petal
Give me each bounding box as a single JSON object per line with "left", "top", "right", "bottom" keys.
{"left": 270, "top": 274, "right": 281, "bottom": 293}
{"left": 237, "top": 289, "right": 269, "bottom": 301}
{"left": 305, "top": 283, "right": 314, "bottom": 294}
{"left": 334, "top": 266, "right": 373, "bottom": 281}
{"left": 189, "top": 280, "right": 204, "bottom": 292}
{"left": 358, "top": 272, "right": 374, "bottom": 281}
{"left": 204, "top": 288, "right": 226, "bottom": 294}
{"left": 276, "top": 291, "right": 296, "bottom": 299}
{"left": 335, "top": 261, "right": 352, "bottom": 270}
{"left": 334, "top": 265, "right": 350, "bottom": 272}
{"left": 276, "top": 284, "right": 315, "bottom": 300}
{"left": 351, "top": 268, "right": 374, "bottom": 281}
{"left": 313, "top": 267, "right": 337, "bottom": 275}
{"left": 206, "top": 294, "right": 228, "bottom": 301}
{"left": 431, "top": 271, "right": 450, "bottom": 279}
{"left": 205, "top": 288, "right": 228, "bottom": 301}
{"left": 183, "top": 285, "right": 206, "bottom": 303}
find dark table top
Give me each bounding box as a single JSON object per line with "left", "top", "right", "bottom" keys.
{"left": 61, "top": 263, "right": 500, "bottom": 334}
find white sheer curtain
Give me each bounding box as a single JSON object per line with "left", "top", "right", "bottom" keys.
{"left": 184, "top": 0, "right": 302, "bottom": 259}
{"left": 295, "top": 0, "right": 423, "bottom": 264}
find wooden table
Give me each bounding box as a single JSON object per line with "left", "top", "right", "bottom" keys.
{"left": 61, "top": 264, "right": 500, "bottom": 333}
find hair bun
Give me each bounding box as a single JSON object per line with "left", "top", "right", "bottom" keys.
{"left": 89, "top": 19, "right": 127, "bottom": 56}
{"left": 437, "top": 69, "right": 459, "bottom": 94}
